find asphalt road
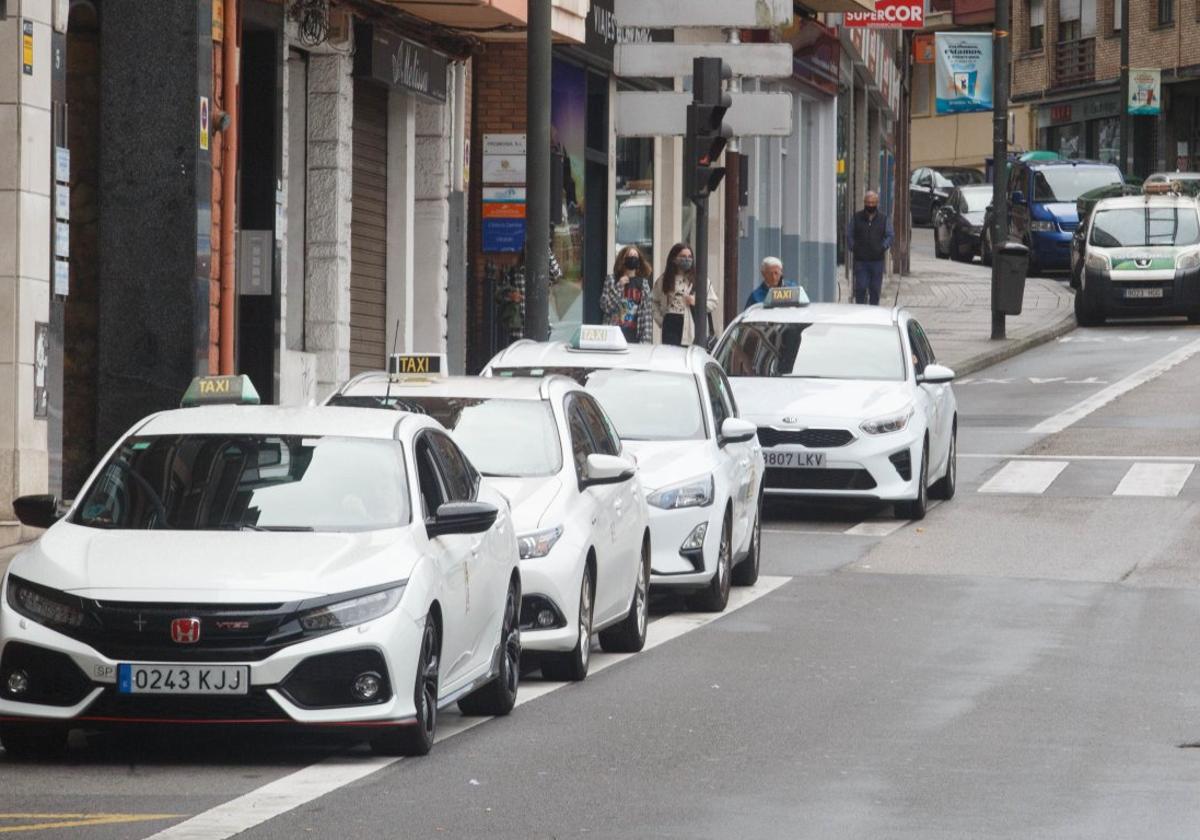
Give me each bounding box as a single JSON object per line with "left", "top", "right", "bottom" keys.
{"left": 4, "top": 290, "right": 1200, "bottom": 836}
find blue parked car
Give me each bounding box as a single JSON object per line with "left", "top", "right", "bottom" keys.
{"left": 981, "top": 160, "right": 1124, "bottom": 275}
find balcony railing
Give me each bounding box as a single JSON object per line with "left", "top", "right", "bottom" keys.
{"left": 1054, "top": 38, "right": 1095, "bottom": 88}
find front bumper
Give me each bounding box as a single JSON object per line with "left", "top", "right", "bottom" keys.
{"left": 646, "top": 504, "right": 722, "bottom": 590}
{"left": 1031, "top": 230, "right": 1073, "bottom": 269}
{"left": 0, "top": 595, "right": 425, "bottom": 729}
{"left": 517, "top": 541, "right": 585, "bottom": 653}
{"left": 760, "top": 431, "right": 923, "bottom": 502}
{"left": 1083, "top": 267, "right": 1200, "bottom": 316}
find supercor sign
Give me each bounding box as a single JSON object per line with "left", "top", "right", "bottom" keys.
{"left": 843, "top": 0, "right": 924, "bottom": 28}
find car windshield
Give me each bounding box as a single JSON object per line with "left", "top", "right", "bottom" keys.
{"left": 935, "top": 169, "right": 984, "bottom": 188}
{"left": 72, "top": 435, "right": 410, "bottom": 532}
{"left": 716, "top": 322, "right": 906, "bottom": 381}
{"left": 1090, "top": 207, "right": 1200, "bottom": 248}
{"left": 493, "top": 367, "right": 706, "bottom": 441}
{"left": 1033, "top": 167, "right": 1122, "bottom": 202}
{"left": 960, "top": 189, "right": 992, "bottom": 212}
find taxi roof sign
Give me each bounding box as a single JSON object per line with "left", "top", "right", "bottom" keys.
{"left": 181, "top": 375, "right": 261, "bottom": 408}
{"left": 764, "top": 285, "right": 809, "bottom": 308}
{"left": 388, "top": 353, "right": 446, "bottom": 381}
{"left": 571, "top": 325, "right": 629, "bottom": 352}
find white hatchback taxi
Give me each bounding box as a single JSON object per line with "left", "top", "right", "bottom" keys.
{"left": 0, "top": 376, "right": 520, "bottom": 758}
{"left": 327, "top": 359, "right": 650, "bottom": 682}
{"left": 714, "top": 288, "right": 958, "bottom": 520}
{"left": 485, "top": 327, "right": 764, "bottom": 613}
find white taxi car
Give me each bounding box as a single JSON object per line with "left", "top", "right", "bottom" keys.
{"left": 327, "top": 359, "right": 650, "bottom": 682}
{"left": 714, "top": 288, "right": 957, "bottom": 520}
{"left": 485, "top": 327, "right": 764, "bottom": 613}
{"left": 1075, "top": 187, "right": 1200, "bottom": 326}
{"left": 0, "top": 376, "right": 520, "bottom": 758}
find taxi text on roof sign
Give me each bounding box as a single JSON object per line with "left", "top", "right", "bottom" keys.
{"left": 572, "top": 325, "right": 629, "bottom": 352}
{"left": 181, "top": 375, "right": 261, "bottom": 407}
{"left": 388, "top": 353, "right": 446, "bottom": 379}
{"left": 765, "top": 285, "right": 810, "bottom": 308}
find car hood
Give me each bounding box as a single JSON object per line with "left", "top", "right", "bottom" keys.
{"left": 8, "top": 522, "right": 417, "bottom": 601}
{"left": 621, "top": 440, "right": 716, "bottom": 492}
{"left": 730, "top": 378, "right": 913, "bottom": 425}
{"left": 1040, "top": 202, "right": 1078, "bottom": 224}
{"left": 484, "top": 476, "right": 564, "bottom": 532}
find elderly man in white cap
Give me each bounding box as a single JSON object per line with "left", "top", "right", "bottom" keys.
{"left": 744, "top": 256, "right": 797, "bottom": 309}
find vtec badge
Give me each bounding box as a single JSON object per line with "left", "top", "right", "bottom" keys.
{"left": 170, "top": 617, "right": 202, "bottom": 644}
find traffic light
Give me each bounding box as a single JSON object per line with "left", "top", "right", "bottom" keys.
{"left": 686, "top": 57, "right": 733, "bottom": 202}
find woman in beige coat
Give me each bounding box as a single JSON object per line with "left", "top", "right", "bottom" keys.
{"left": 652, "top": 243, "right": 719, "bottom": 347}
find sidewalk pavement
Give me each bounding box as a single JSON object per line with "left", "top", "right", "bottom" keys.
{"left": 839, "top": 238, "right": 1077, "bottom": 376}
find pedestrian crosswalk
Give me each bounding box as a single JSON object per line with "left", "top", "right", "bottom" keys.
{"left": 977, "top": 458, "right": 1198, "bottom": 498}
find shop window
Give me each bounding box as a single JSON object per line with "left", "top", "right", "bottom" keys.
{"left": 1112, "top": 0, "right": 1121, "bottom": 30}
{"left": 1029, "top": 0, "right": 1046, "bottom": 48}
{"left": 1158, "top": 0, "right": 1174, "bottom": 24}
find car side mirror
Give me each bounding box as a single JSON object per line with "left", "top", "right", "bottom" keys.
{"left": 426, "top": 501, "right": 498, "bottom": 538}
{"left": 12, "top": 494, "right": 63, "bottom": 529}
{"left": 581, "top": 453, "right": 636, "bottom": 488}
{"left": 719, "top": 417, "right": 757, "bottom": 445}
{"left": 917, "top": 363, "right": 956, "bottom": 385}
{"left": 1011, "top": 190, "right": 1026, "bottom": 205}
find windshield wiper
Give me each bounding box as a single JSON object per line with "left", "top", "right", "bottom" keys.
{"left": 222, "top": 524, "right": 315, "bottom": 532}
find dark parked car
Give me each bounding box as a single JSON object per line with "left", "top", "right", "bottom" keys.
{"left": 910, "top": 166, "right": 986, "bottom": 225}
{"left": 933, "top": 185, "right": 992, "bottom": 262}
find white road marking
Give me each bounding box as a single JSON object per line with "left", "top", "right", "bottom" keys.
{"left": 144, "top": 576, "right": 790, "bottom": 840}
{"left": 843, "top": 520, "right": 909, "bottom": 537}
{"left": 1113, "top": 463, "right": 1196, "bottom": 498}
{"left": 1028, "top": 337, "right": 1200, "bottom": 435}
{"left": 962, "top": 453, "right": 1200, "bottom": 463}
{"left": 978, "top": 460, "right": 1069, "bottom": 494}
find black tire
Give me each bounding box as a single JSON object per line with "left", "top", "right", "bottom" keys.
{"left": 1074, "top": 287, "right": 1103, "bottom": 327}
{"left": 372, "top": 614, "right": 440, "bottom": 756}
{"left": 0, "top": 723, "right": 68, "bottom": 759}
{"left": 950, "top": 231, "right": 972, "bottom": 262}
{"left": 541, "top": 567, "right": 593, "bottom": 681}
{"left": 929, "top": 422, "right": 957, "bottom": 501}
{"left": 1188, "top": 311, "right": 1200, "bottom": 325}
{"left": 458, "top": 580, "right": 520, "bottom": 717}
{"left": 934, "top": 227, "right": 948, "bottom": 259}
{"left": 600, "top": 537, "right": 650, "bottom": 653}
{"left": 894, "top": 441, "right": 929, "bottom": 521}
{"left": 731, "top": 490, "right": 762, "bottom": 587}
{"left": 980, "top": 229, "right": 993, "bottom": 266}
{"left": 687, "top": 514, "right": 732, "bottom": 613}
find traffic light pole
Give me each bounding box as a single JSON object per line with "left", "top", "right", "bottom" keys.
{"left": 525, "top": 0, "right": 552, "bottom": 342}
{"left": 990, "top": 0, "right": 1011, "bottom": 340}
{"left": 687, "top": 57, "right": 732, "bottom": 349}
{"left": 693, "top": 196, "right": 710, "bottom": 349}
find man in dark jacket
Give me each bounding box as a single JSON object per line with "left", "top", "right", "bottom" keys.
{"left": 845, "top": 191, "right": 894, "bottom": 306}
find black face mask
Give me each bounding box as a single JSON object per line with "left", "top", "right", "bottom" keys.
{"left": 865, "top": 205, "right": 878, "bottom": 215}
{"left": 624, "top": 255, "right": 641, "bottom": 271}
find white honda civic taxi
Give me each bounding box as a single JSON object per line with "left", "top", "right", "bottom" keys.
{"left": 713, "top": 287, "right": 958, "bottom": 520}
{"left": 327, "top": 358, "right": 650, "bottom": 682}
{"left": 0, "top": 376, "right": 520, "bottom": 758}
{"left": 485, "top": 327, "right": 764, "bottom": 613}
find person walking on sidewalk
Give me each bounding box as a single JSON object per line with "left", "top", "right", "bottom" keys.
{"left": 653, "top": 243, "right": 718, "bottom": 346}
{"left": 601, "top": 245, "right": 654, "bottom": 344}
{"left": 745, "top": 257, "right": 797, "bottom": 308}
{"left": 846, "top": 191, "right": 894, "bottom": 306}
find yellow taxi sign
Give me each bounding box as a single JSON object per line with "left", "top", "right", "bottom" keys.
{"left": 765, "top": 285, "right": 809, "bottom": 308}
{"left": 571, "top": 325, "right": 628, "bottom": 352}
{"left": 388, "top": 353, "right": 446, "bottom": 380}
{"left": 180, "top": 375, "right": 261, "bottom": 408}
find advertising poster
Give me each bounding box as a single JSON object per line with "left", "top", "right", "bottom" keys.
{"left": 550, "top": 59, "right": 586, "bottom": 340}
{"left": 1128, "top": 69, "right": 1161, "bottom": 115}
{"left": 482, "top": 186, "right": 526, "bottom": 253}
{"left": 935, "top": 33, "right": 993, "bottom": 114}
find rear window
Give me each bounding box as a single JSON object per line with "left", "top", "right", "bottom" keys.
{"left": 1090, "top": 207, "right": 1200, "bottom": 248}
{"left": 1033, "top": 167, "right": 1122, "bottom": 203}
{"left": 935, "top": 169, "right": 985, "bottom": 188}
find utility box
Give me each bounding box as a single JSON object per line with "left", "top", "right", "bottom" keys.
{"left": 993, "top": 241, "right": 1029, "bottom": 316}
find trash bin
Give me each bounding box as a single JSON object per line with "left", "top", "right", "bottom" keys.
{"left": 993, "top": 241, "right": 1029, "bottom": 316}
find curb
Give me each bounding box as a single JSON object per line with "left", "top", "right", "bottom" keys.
{"left": 947, "top": 307, "right": 1077, "bottom": 377}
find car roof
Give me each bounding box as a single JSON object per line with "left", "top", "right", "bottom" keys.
{"left": 488, "top": 339, "right": 707, "bottom": 375}
{"left": 1093, "top": 194, "right": 1200, "bottom": 211}
{"left": 135, "top": 405, "right": 414, "bottom": 439}
{"left": 1027, "top": 159, "right": 1116, "bottom": 170}
{"left": 1147, "top": 171, "right": 1200, "bottom": 181}
{"left": 734, "top": 301, "right": 902, "bottom": 327}
{"left": 336, "top": 372, "right": 565, "bottom": 401}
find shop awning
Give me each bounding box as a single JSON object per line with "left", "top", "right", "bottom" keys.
{"left": 797, "top": 0, "right": 876, "bottom": 12}
{"left": 368, "top": 0, "right": 588, "bottom": 43}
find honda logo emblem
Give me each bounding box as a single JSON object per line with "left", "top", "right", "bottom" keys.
{"left": 170, "top": 618, "right": 201, "bottom": 644}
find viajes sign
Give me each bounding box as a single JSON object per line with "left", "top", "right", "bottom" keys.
{"left": 843, "top": 0, "right": 924, "bottom": 29}
{"left": 934, "top": 32, "right": 993, "bottom": 114}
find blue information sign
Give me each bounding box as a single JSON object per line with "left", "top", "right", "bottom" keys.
{"left": 483, "top": 218, "right": 526, "bottom": 253}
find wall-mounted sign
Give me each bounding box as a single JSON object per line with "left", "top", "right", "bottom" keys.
{"left": 55, "top": 184, "right": 69, "bottom": 221}
{"left": 238, "top": 230, "right": 274, "bottom": 296}
{"left": 1128, "top": 68, "right": 1161, "bottom": 115}
{"left": 482, "top": 186, "right": 527, "bottom": 219}
{"left": 22, "top": 20, "right": 33, "bottom": 74}
{"left": 34, "top": 322, "right": 48, "bottom": 418}
{"left": 934, "top": 32, "right": 993, "bottom": 114}
{"left": 914, "top": 33, "right": 935, "bottom": 63}
{"left": 483, "top": 134, "right": 527, "bottom": 185}
{"left": 353, "top": 22, "right": 448, "bottom": 103}
{"left": 54, "top": 221, "right": 69, "bottom": 259}
{"left": 844, "top": 0, "right": 924, "bottom": 28}
{"left": 54, "top": 259, "right": 69, "bottom": 297}
{"left": 54, "top": 146, "right": 69, "bottom": 182}
{"left": 199, "top": 96, "right": 209, "bottom": 151}
{"left": 482, "top": 219, "right": 526, "bottom": 254}
{"left": 1037, "top": 93, "right": 1120, "bottom": 128}
{"left": 483, "top": 134, "right": 527, "bottom": 156}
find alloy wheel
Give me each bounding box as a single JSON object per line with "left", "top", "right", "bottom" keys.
{"left": 578, "top": 571, "right": 593, "bottom": 672}
{"left": 502, "top": 587, "right": 521, "bottom": 696}
{"left": 417, "top": 620, "right": 440, "bottom": 742}
{"left": 635, "top": 550, "right": 649, "bottom": 640}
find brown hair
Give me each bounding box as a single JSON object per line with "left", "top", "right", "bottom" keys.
{"left": 659, "top": 242, "right": 695, "bottom": 295}
{"left": 613, "top": 245, "right": 651, "bottom": 280}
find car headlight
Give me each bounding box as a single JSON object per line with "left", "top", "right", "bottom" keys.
{"left": 1029, "top": 220, "right": 1057, "bottom": 232}
{"left": 1085, "top": 252, "right": 1110, "bottom": 272}
{"left": 1177, "top": 250, "right": 1200, "bottom": 271}
{"left": 6, "top": 576, "right": 86, "bottom": 629}
{"left": 518, "top": 526, "right": 563, "bottom": 560}
{"left": 298, "top": 586, "right": 405, "bottom": 633}
{"left": 860, "top": 406, "right": 915, "bottom": 436}
{"left": 646, "top": 475, "right": 714, "bottom": 510}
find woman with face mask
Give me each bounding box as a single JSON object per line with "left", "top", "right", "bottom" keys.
{"left": 600, "top": 245, "right": 654, "bottom": 344}
{"left": 652, "top": 243, "right": 719, "bottom": 347}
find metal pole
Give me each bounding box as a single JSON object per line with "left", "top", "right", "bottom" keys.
{"left": 991, "top": 0, "right": 1011, "bottom": 340}
{"left": 1118, "top": 0, "right": 1131, "bottom": 175}
{"left": 525, "top": 0, "right": 552, "bottom": 341}
{"left": 693, "top": 196, "right": 709, "bottom": 349}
